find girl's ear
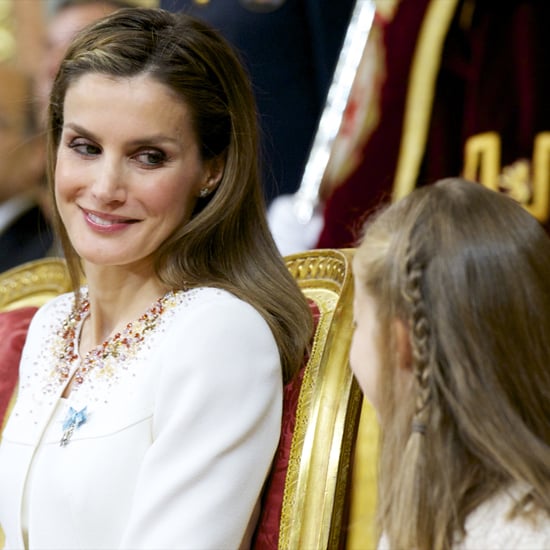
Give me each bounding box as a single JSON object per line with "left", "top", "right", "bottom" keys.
{"left": 394, "top": 318, "right": 412, "bottom": 372}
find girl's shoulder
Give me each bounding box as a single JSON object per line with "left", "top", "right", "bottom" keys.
{"left": 458, "top": 486, "right": 550, "bottom": 549}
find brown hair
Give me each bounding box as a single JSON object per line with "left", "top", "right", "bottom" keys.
{"left": 353, "top": 178, "right": 550, "bottom": 549}
{"left": 54, "top": 0, "right": 136, "bottom": 12}
{"left": 47, "top": 7, "right": 312, "bottom": 382}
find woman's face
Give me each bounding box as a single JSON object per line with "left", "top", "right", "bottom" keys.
{"left": 55, "top": 72, "right": 216, "bottom": 272}
{"left": 350, "top": 281, "right": 383, "bottom": 412}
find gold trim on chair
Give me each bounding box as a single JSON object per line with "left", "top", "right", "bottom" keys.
{"left": 0, "top": 258, "right": 71, "bottom": 311}
{"left": 281, "top": 249, "right": 363, "bottom": 548}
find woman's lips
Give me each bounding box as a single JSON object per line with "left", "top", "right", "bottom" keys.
{"left": 82, "top": 208, "right": 140, "bottom": 231}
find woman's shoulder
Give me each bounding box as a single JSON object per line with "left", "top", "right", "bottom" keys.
{"left": 28, "top": 291, "right": 75, "bottom": 330}
{"left": 163, "top": 286, "right": 277, "bottom": 353}
{"left": 171, "top": 286, "right": 269, "bottom": 328}
{"left": 156, "top": 287, "right": 280, "bottom": 388}
{"left": 457, "top": 486, "right": 550, "bottom": 549}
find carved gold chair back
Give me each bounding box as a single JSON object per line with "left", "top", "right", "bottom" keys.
{"left": 280, "top": 249, "right": 376, "bottom": 549}
{"left": 0, "top": 257, "right": 71, "bottom": 311}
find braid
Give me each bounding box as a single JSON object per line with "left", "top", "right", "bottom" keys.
{"left": 383, "top": 242, "right": 439, "bottom": 549}
{"left": 403, "top": 245, "right": 432, "bottom": 434}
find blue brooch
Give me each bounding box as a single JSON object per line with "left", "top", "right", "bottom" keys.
{"left": 60, "top": 406, "right": 88, "bottom": 447}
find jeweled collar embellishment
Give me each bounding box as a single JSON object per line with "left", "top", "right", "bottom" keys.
{"left": 60, "top": 406, "right": 88, "bottom": 446}
{"left": 51, "top": 290, "right": 177, "bottom": 390}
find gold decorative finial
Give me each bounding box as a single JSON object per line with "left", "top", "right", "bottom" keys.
{"left": 463, "top": 132, "right": 550, "bottom": 222}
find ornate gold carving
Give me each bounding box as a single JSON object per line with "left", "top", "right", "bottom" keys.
{"left": 529, "top": 133, "right": 550, "bottom": 221}
{"left": 463, "top": 131, "right": 501, "bottom": 191}
{"left": 499, "top": 159, "right": 531, "bottom": 204}
{"left": 285, "top": 251, "right": 347, "bottom": 288}
{"left": 463, "top": 132, "right": 550, "bottom": 222}
{"left": 0, "top": 258, "right": 71, "bottom": 311}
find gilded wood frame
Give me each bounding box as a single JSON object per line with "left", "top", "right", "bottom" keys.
{"left": 281, "top": 248, "right": 362, "bottom": 548}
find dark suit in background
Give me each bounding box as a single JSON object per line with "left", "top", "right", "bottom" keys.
{"left": 160, "top": 0, "right": 354, "bottom": 203}
{"left": 0, "top": 63, "right": 54, "bottom": 274}
{"left": 0, "top": 205, "right": 53, "bottom": 273}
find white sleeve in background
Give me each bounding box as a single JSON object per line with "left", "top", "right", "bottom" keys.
{"left": 267, "top": 194, "right": 324, "bottom": 256}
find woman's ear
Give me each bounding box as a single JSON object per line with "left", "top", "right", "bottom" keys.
{"left": 196, "top": 155, "right": 225, "bottom": 198}
{"left": 394, "top": 318, "right": 412, "bottom": 372}
{"left": 209, "top": 154, "right": 225, "bottom": 186}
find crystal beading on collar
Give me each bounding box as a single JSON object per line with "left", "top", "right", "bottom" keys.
{"left": 50, "top": 289, "right": 178, "bottom": 390}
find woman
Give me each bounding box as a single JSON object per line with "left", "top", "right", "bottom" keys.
{"left": 350, "top": 178, "right": 550, "bottom": 549}
{"left": 0, "top": 8, "right": 312, "bottom": 549}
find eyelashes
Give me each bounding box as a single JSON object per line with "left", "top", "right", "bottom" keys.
{"left": 66, "top": 137, "right": 169, "bottom": 168}
{"left": 134, "top": 150, "right": 167, "bottom": 167}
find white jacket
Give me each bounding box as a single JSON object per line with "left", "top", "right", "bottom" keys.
{"left": 0, "top": 287, "right": 282, "bottom": 550}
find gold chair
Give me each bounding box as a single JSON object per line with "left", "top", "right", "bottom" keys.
{"left": 0, "top": 257, "right": 71, "bottom": 311}
{"left": 254, "top": 248, "right": 378, "bottom": 549}
{"left": 283, "top": 249, "right": 362, "bottom": 548}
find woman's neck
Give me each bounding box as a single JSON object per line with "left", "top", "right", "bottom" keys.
{"left": 80, "top": 263, "right": 170, "bottom": 352}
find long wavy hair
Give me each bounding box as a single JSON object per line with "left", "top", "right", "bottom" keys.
{"left": 353, "top": 178, "right": 550, "bottom": 549}
{"left": 46, "top": 7, "right": 312, "bottom": 382}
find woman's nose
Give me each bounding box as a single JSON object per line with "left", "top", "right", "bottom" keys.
{"left": 91, "top": 158, "right": 126, "bottom": 203}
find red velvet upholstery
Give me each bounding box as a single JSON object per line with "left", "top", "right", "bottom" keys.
{"left": 0, "top": 307, "right": 38, "bottom": 429}
{"left": 252, "top": 299, "right": 321, "bottom": 548}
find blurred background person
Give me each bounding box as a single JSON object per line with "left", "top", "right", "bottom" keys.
{"left": 36, "top": 0, "right": 137, "bottom": 129}
{"left": 0, "top": 63, "right": 52, "bottom": 272}
{"left": 160, "top": 0, "right": 355, "bottom": 203}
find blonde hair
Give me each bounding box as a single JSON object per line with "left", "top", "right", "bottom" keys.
{"left": 354, "top": 178, "right": 550, "bottom": 549}
{"left": 47, "top": 8, "right": 312, "bottom": 382}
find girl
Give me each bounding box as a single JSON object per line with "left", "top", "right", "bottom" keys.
{"left": 351, "top": 178, "right": 550, "bottom": 549}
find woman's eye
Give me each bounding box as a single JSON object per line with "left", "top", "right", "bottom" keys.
{"left": 69, "top": 140, "right": 101, "bottom": 157}
{"left": 135, "top": 150, "right": 167, "bottom": 167}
